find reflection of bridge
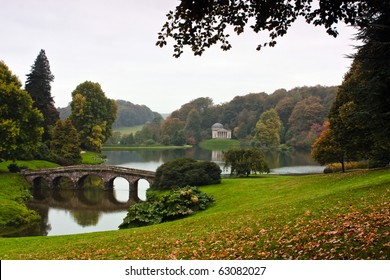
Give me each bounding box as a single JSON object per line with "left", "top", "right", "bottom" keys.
{"left": 21, "top": 165, "right": 155, "bottom": 200}
{"left": 28, "top": 188, "right": 137, "bottom": 211}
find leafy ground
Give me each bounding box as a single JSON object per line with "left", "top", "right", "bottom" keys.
{"left": 0, "top": 169, "right": 389, "bottom": 260}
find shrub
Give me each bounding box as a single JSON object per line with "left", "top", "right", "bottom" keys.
{"left": 161, "top": 186, "right": 215, "bottom": 221}
{"left": 7, "top": 163, "right": 28, "bottom": 173}
{"left": 324, "top": 161, "right": 370, "bottom": 173}
{"left": 119, "top": 186, "right": 214, "bottom": 229}
{"left": 118, "top": 201, "right": 163, "bottom": 228}
{"left": 152, "top": 158, "right": 221, "bottom": 190}
{"left": 223, "top": 148, "right": 270, "bottom": 176}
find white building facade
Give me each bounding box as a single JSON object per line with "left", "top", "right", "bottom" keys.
{"left": 211, "top": 123, "right": 231, "bottom": 139}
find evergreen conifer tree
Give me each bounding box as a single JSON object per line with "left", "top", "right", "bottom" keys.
{"left": 328, "top": 3, "right": 390, "bottom": 166}
{"left": 25, "top": 49, "right": 59, "bottom": 142}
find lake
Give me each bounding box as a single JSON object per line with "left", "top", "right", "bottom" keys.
{"left": 20, "top": 147, "right": 323, "bottom": 237}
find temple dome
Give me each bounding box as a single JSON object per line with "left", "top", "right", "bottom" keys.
{"left": 211, "top": 123, "right": 224, "bottom": 129}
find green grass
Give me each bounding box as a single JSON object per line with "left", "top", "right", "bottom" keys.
{"left": 199, "top": 139, "right": 240, "bottom": 150}
{"left": 102, "top": 145, "right": 192, "bottom": 151}
{"left": 0, "top": 160, "right": 59, "bottom": 234}
{"left": 0, "top": 169, "right": 389, "bottom": 260}
{"left": 81, "top": 151, "right": 106, "bottom": 164}
{"left": 0, "top": 160, "right": 58, "bottom": 172}
{"left": 112, "top": 125, "right": 143, "bottom": 135}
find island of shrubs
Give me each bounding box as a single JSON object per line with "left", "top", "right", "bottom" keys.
{"left": 119, "top": 158, "right": 220, "bottom": 229}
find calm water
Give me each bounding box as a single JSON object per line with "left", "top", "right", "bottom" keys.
{"left": 19, "top": 147, "right": 323, "bottom": 237}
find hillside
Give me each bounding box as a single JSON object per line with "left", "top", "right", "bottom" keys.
{"left": 58, "top": 100, "right": 161, "bottom": 128}
{"left": 119, "top": 85, "right": 338, "bottom": 148}
{"left": 0, "top": 169, "right": 388, "bottom": 260}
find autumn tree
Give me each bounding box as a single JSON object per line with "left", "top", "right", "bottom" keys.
{"left": 171, "top": 97, "right": 216, "bottom": 140}
{"left": 311, "top": 121, "right": 346, "bottom": 172}
{"left": 134, "top": 120, "right": 161, "bottom": 145}
{"left": 253, "top": 108, "right": 282, "bottom": 149}
{"left": 157, "top": 0, "right": 385, "bottom": 57}
{"left": 275, "top": 95, "right": 297, "bottom": 142}
{"left": 223, "top": 148, "right": 269, "bottom": 177}
{"left": 50, "top": 119, "right": 81, "bottom": 165}
{"left": 160, "top": 117, "right": 186, "bottom": 145}
{"left": 69, "top": 81, "right": 117, "bottom": 152}
{"left": 0, "top": 61, "right": 43, "bottom": 161}
{"left": 171, "top": 97, "right": 214, "bottom": 121}
{"left": 184, "top": 109, "right": 202, "bottom": 144}
{"left": 25, "top": 49, "right": 59, "bottom": 142}
{"left": 328, "top": 4, "right": 390, "bottom": 166}
{"left": 287, "top": 96, "right": 325, "bottom": 150}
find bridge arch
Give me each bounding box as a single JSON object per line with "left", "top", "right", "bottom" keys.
{"left": 106, "top": 176, "right": 131, "bottom": 190}
{"left": 107, "top": 176, "right": 131, "bottom": 203}
{"left": 52, "top": 176, "right": 75, "bottom": 189}
{"left": 134, "top": 178, "right": 151, "bottom": 201}
{"left": 77, "top": 174, "right": 104, "bottom": 189}
{"left": 21, "top": 165, "right": 156, "bottom": 202}
{"left": 32, "top": 176, "right": 50, "bottom": 189}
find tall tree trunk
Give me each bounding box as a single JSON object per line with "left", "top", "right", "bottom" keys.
{"left": 340, "top": 160, "right": 345, "bottom": 173}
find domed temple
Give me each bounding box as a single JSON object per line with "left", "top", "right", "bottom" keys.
{"left": 211, "top": 123, "right": 231, "bottom": 139}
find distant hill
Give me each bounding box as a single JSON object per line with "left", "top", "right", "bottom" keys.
{"left": 58, "top": 100, "right": 162, "bottom": 128}
{"left": 169, "top": 85, "right": 338, "bottom": 150}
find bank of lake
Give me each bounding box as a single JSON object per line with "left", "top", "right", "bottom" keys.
{"left": 0, "top": 168, "right": 389, "bottom": 259}
{"left": 1, "top": 145, "right": 324, "bottom": 237}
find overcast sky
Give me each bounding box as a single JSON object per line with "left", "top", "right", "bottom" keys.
{"left": 1, "top": 0, "right": 358, "bottom": 114}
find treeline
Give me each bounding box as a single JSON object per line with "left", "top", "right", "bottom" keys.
{"left": 59, "top": 99, "right": 161, "bottom": 128}
{"left": 1, "top": 50, "right": 118, "bottom": 166}
{"left": 312, "top": 7, "right": 390, "bottom": 170}
{"left": 114, "top": 100, "right": 161, "bottom": 128}
{"left": 112, "top": 85, "right": 337, "bottom": 150}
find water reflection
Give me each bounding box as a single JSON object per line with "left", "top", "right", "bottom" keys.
{"left": 18, "top": 147, "right": 323, "bottom": 237}
{"left": 29, "top": 188, "right": 135, "bottom": 210}
{"left": 103, "top": 148, "right": 212, "bottom": 169}
{"left": 103, "top": 148, "right": 323, "bottom": 174}
{"left": 264, "top": 150, "right": 320, "bottom": 168}
{"left": 24, "top": 184, "right": 138, "bottom": 236}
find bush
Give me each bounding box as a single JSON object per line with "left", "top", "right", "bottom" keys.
{"left": 118, "top": 201, "right": 163, "bottom": 228}
{"left": 7, "top": 163, "right": 28, "bottom": 173}
{"left": 119, "top": 186, "right": 214, "bottom": 229}
{"left": 324, "top": 161, "right": 370, "bottom": 173}
{"left": 162, "top": 187, "right": 214, "bottom": 221}
{"left": 223, "top": 148, "right": 270, "bottom": 176}
{"left": 152, "top": 158, "right": 221, "bottom": 190}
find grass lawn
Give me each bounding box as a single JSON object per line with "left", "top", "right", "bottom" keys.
{"left": 0, "top": 160, "right": 58, "bottom": 172}
{"left": 102, "top": 145, "right": 192, "bottom": 151}
{"left": 0, "top": 160, "right": 59, "bottom": 234}
{"left": 199, "top": 139, "right": 240, "bottom": 150}
{"left": 112, "top": 125, "right": 143, "bottom": 135}
{"left": 81, "top": 151, "right": 106, "bottom": 164}
{"left": 0, "top": 169, "right": 389, "bottom": 260}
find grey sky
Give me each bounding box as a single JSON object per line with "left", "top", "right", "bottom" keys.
{"left": 1, "top": 0, "right": 358, "bottom": 113}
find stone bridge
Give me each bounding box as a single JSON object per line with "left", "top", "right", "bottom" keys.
{"left": 21, "top": 165, "right": 155, "bottom": 200}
